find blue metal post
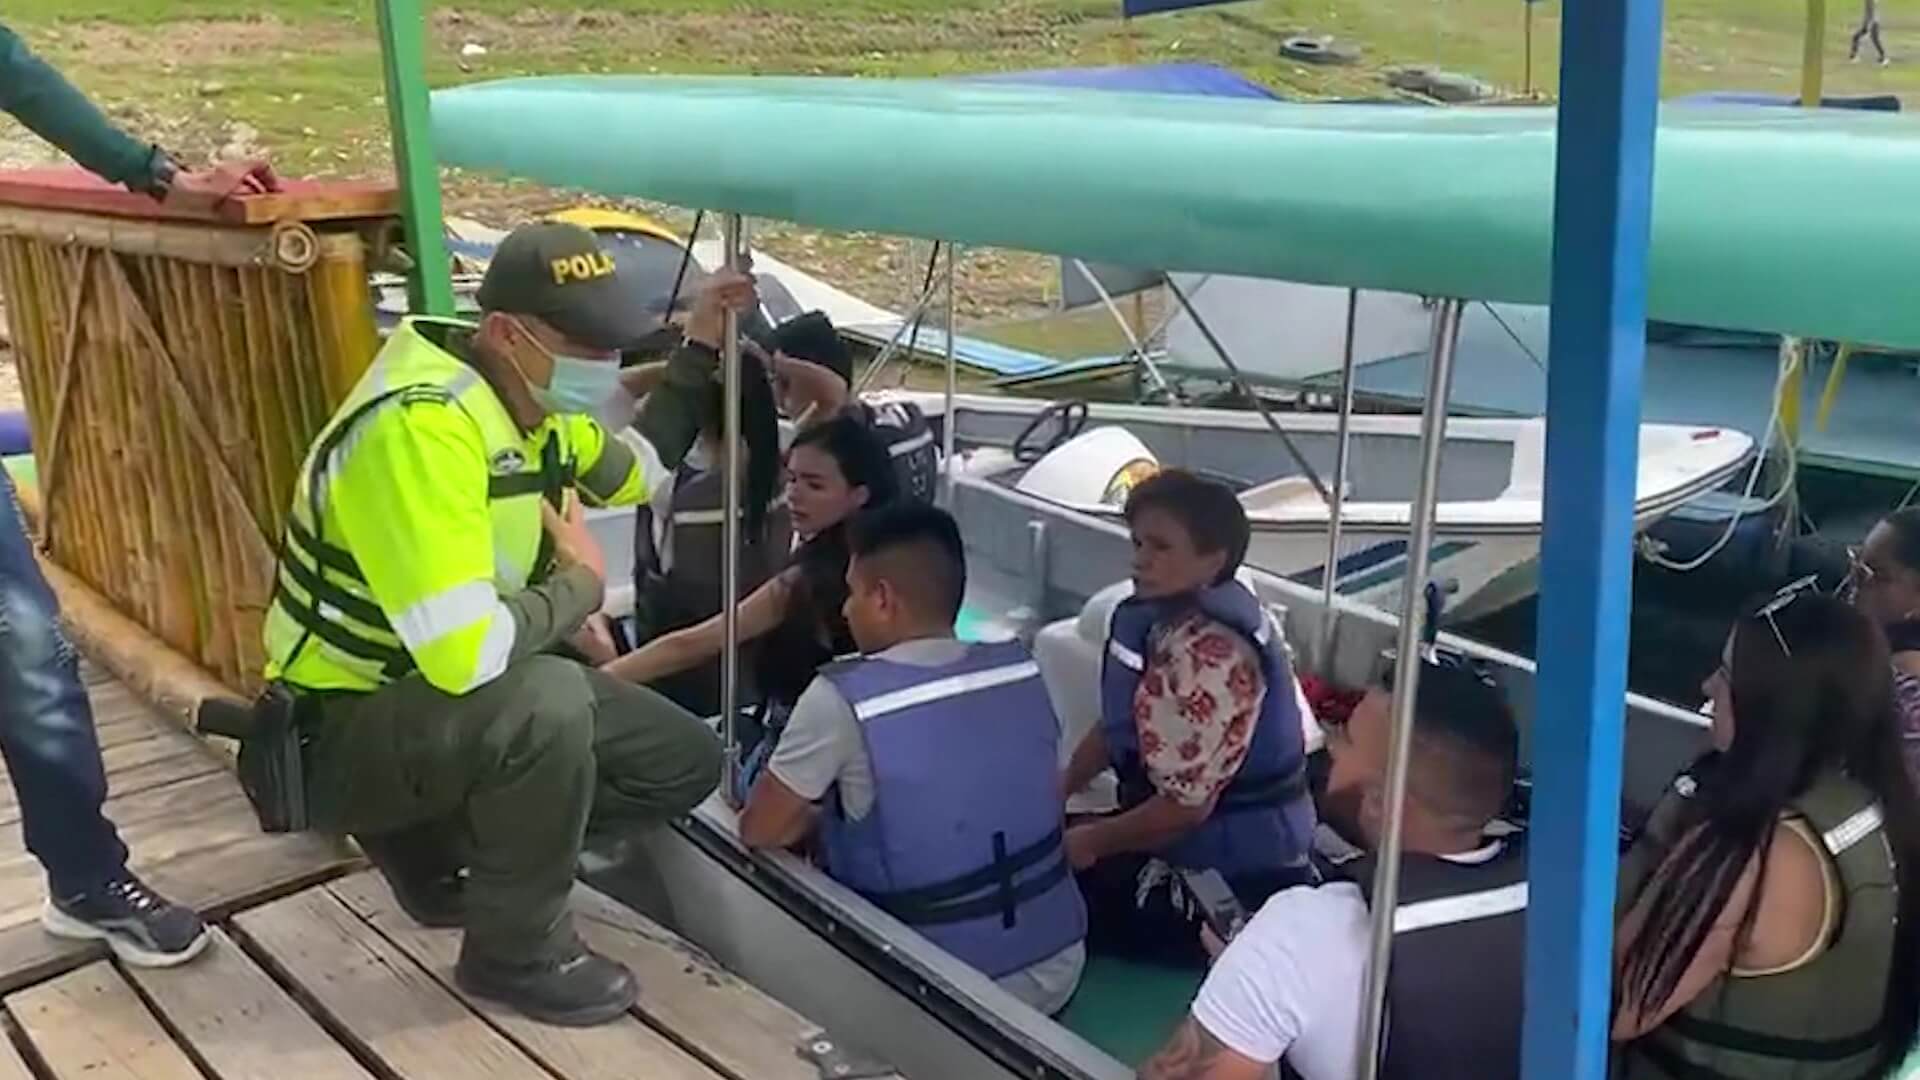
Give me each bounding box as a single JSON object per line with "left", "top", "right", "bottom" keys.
{"left": 1523, "top": 0, "right": 1663, "bottom": 1076}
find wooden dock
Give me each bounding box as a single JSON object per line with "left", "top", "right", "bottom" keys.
{"left": 0, "top": 665, "right": 876, "bottom": 1080}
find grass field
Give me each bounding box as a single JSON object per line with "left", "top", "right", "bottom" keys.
{"left": 2, "top": 0, "right": 1912, "bottom": 331}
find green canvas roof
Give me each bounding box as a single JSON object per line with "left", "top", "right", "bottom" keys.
{"left": 432, "top": 76, "right": 1920, "bottom": 349}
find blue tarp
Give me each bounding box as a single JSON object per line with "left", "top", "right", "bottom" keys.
{"left": 1119, "top": 0, "right": 1247, "bottom": 16}
{"left": 1674, "top": 90, "right": 1901, "bottom": 112}
{"left": 961, "top": 62, "right": 1279, "bottom": 101}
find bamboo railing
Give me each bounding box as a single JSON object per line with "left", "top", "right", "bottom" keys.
{"left": 0, "top": 172, "right": 398, "bottom": 693}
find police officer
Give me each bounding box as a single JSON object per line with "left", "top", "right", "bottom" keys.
{"left": 263, "top": 222, "right": 730, "bottom": 1027}
{"left": 738, "top": 503, "right": 1087, "bottom": 1015}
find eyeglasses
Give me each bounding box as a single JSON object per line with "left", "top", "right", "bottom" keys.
{"left": 1841, "top": 545, "right": 1876, "bottom": 603}
{"left": 1753, "top": 573, "right": 1820, "bottom": 658}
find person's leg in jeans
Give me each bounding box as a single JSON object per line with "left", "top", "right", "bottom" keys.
{"left": 0, "top": 471, "right": 207, "bottom": 965}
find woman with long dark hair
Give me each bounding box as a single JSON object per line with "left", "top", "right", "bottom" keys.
{"left": 627, "top": 347, "right": 788, "bottom": 715}
{"left": 606, "top": 414, "right": 898, "bottom": 738}
{"left": 1613, "top": 591, "right": 1920, "bottom": 1077}
{"left": 1846, "top": 505, "right": 1920, "bottom": 780}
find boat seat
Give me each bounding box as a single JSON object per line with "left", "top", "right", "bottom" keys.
{"left": 1237, "top": 475, "right": 1348, "bottom": 514}
{"left": 1032, "top": 578, "right": 1325, "bottom": 811}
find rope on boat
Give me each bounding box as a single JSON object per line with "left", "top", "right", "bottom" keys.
{"left": 1638, "top": 337, "right": 1801, "bottom": 573}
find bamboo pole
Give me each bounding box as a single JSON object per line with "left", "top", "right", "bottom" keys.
{"left": 0, "top": 207, "right": 359, "bottom": 270}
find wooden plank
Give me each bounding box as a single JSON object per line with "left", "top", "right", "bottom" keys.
{"left": 126, "top": 927, "right": 373, "bottom": 1080}
{"left": 0, "top": 744, "right": 219, "bottom": 828}
{"left": 0, "top": 1018, "right": 35, "bottom": 1080}
{"left": 0, "top": 829, "right": 355, "bottom": 995}
{"left": 328, "top": 872, "right": 722, "bottom": 1080}
{"left": 0, "top": 790, "right": 347, "bottom": 930}
{"left": 233, "top": 887, "right": 546, "bottom": 1079}
{"left": 6, "top": 961, "right": 200, "bottom": 1080}
{"left": 95, "top": 712, "right": 173, "bottom": 750}
{"left": 0, "top": 169, "right": 398, "bottom": 225}
{"left": 568, "top": 886, "right": 830, "bottom": 1080}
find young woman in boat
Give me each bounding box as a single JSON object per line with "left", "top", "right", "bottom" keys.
{"left": 1613, "top": 590, "right": 1920, "bottom": 1078}
{"left": 604, "top": 414, "right": 899, "bottom": 786}
{"left": 626, "top": 346, "right": 792, "bottom": 717}
{"left": 1844, "top": 506, "right": 1920, "bottom": 780}
{"left": 1059, "top": 469, "right": 1317, "bottom": 968}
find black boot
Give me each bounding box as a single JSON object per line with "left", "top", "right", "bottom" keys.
{"left": 454, "top": 940, "right": 638, "bottom": 1027}
{"left": 355, "top": 829, "right": 466, "bottom": 929}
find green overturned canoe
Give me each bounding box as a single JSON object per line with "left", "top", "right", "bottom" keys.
{"left": 432, "top": 76, "right": 1920, "bottom": 349}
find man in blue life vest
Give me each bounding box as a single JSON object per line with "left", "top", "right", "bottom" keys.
{"left": 1061, "top": 470, "right": 1318, "bottom": 967}
{"left": 738, "top": 502, "right": 1088, "bottom": 1014}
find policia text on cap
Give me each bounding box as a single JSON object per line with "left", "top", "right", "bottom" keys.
{"left": 253, "top": 222, "right": 756, "bottom": 1028}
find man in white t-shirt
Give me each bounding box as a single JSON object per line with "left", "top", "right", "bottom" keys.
{"left": 1140, "top": 658, "right": 1527, "bottom": 1080}
{"left": 738, "top": 503, "right": 1087, "bottom": 1015}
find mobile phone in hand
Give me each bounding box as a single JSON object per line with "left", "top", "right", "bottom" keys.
{"left": 1179, "top": 869, "right": 1249, "bottom": 944}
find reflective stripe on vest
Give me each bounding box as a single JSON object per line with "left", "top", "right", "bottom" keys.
{"left": 849, "top": 659, "right": 1042, "bottom": 722}
{"left": 1393, "top": 881, "right": 1530, "bottom": 934}
{"left": 819, "top": 641, "right": 1087, "bottom": 978}
{"left": 264, "top": 319, "right": 575, "bottom": 693}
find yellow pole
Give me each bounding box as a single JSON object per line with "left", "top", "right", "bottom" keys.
{"left": 1802, "top": 0, "right": 1827, "bottom": 107}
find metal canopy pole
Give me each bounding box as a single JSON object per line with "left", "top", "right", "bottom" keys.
{"left": 374, "top": 0, "right": 455, "bottom": 317}
{"left": 1317, "top": 288, "right": 1361, "bottom": 672}
{"left": 720, "top": 213, "right": 746, "bottom": 806}
{"left": 1522, "top": 0, "right": 1660, "bottom": 1073}
{"left": 943, "top": 244, "right": 960, "bottom": 505}
{"left": 1354, "top": 298, "right": 1463, "bottom": 1080}
{"left": 1070, "top": 259, "right": 1176, "bottom": 400}
{"left": 1165, "top": 276, "right": 1334, "bottom": 506}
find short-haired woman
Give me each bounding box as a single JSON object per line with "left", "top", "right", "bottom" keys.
{"left": 1060, "top": 469, "right": 1318, "bottom": 967}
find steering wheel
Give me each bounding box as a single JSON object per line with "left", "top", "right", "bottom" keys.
{"left": 1012, "top": 400, "right": 1090, "bottom": 464}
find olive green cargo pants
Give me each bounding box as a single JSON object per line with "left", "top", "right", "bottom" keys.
{"left": 302, "top": 655, "right": 722, "bottom": 964}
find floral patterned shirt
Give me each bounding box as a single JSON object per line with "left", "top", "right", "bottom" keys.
{"left": 1134, "top": 609, "right": 1267, "bottom": 808}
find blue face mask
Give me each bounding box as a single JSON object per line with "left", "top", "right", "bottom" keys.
{"left": 512, "top": 319, "right": 620, "bottom": 415}
{"left": 533, "top": 354, "right": 622, "bottom": 416}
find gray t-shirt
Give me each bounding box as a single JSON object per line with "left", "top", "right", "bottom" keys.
{"left": 767, "top": 636, "right": 1086, "bottom": 1015}
{"left": 768, "top": 637, "right": 972, "bottom": 818}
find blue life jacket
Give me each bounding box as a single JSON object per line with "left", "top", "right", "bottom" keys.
{"left": 819, "top": 639, "right": 1088, "bottom": 978}
{"left": 1099, "top": 581, "right": 1315, "bottom": 877}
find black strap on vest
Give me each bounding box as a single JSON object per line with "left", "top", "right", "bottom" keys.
{"left": 862, "top": 827, "right": 1070, "bottom": 928}
{"left": 276, "top": 389, "right": 424, "bottom": 681}
{"left": 1631, "top": 1028, "right": 1887, "bottom": 1080}
{"left": 1659, "top": 1010, "right": 1888, "bottom": 1064}
{"left": 1118, "top": 755, "right": 1310, "bottom": 817}
{"left": 1886, "top": 618, "right": 1920, "bottom": 656}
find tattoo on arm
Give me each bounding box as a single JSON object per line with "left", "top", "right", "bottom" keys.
{"left": 1140, "top": 1018, "right": 1231, "bottom": 1080}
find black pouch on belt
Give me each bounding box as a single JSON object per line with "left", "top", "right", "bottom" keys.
{"left": 195, "top": 683, "right": 309, "bottom": 834}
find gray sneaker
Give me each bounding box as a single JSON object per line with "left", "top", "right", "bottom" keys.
{"left": 42, "top": 875, "right": 210, "bottom": 967}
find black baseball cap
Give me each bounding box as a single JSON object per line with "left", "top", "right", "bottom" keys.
{"left": 476, "top": 222, "right": 654, "bottom": 351}
{"left": 770, "top": 311, "right": 853, "bottom": 387}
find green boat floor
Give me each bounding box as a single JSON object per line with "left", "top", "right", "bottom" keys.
{"left": 1058, "top": 953, "right": 1204, "bottom": 1067}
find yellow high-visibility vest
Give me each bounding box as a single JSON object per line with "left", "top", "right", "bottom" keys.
{"left": 263, "top": 318, "right": 652, "bottom": 694}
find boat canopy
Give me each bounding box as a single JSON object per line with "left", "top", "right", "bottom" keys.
{"left": 431, "top": 76, "right": 1920, "bottom": 349}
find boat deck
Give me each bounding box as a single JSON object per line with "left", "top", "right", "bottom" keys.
{"left": 0, "top": 664, "right": 881, "bottom": 1080}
